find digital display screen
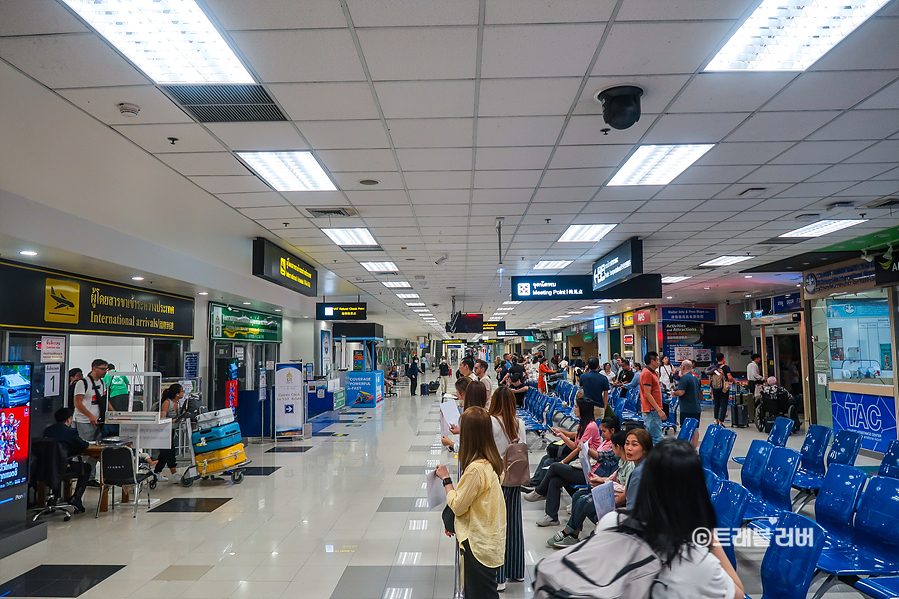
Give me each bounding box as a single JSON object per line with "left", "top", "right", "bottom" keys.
{"left": 0, "top": 363, "right": 32, "bottom": 532}
{"left": 316, "top": 302, "right": 367, "bottom": 321}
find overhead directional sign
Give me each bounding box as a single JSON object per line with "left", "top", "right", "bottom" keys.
{"left": 497, "top": 328, "right": 538, "bottom": 337}
{"left": 482, "top": 321, "right": 506, "bottom": 332}
{"left": 593, "top": 238, "right": 643, "bottom": 291}
{"left": 253, "top": 238, "right": 317, "bottom": 297}
{"left": 316, "top": 302, "right": 367, "bottom": 320}
{"left": 512, "top": 275, "right": 593, "bottom": 301}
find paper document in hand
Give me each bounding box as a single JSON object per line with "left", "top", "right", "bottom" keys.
{"left": 440, "top": 400, "right": 461, "bottom": 427}
{"left": 440, "top": 412, "right": 449, "bottom": 438}
{"left": 592, "top": 481, "right": 616, "bottom": 521}
{"left": 579, "top": 441, "right": 592, "bottom": 482}
{"left": 426, "top": 468, "right": 446, "bottom": 509}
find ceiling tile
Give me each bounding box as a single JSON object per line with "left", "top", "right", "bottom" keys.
{"left": 481, "top": 24, "right": 605, "bottom": 78}
{"left": 696, "top": 142, "right": 794, "bottom": 166}
{"left": 713, "top": 183, "right": 791, "bottom": 198}
{"left": 269, "top": 82, "right": 380, "bottom": 121}
{"left": 58, "top": 85, "right": 191, "bottom": 125}
{"left": 739, "top": 164, "right": 828, "bottom": 184}
{"left": 408, "top": 189, "right": 471, "bottom": 204}
{"left": 807, "top": 163, "right": 897, "bottom": 183}
{"left": 230, "top": 29, "right": 365, "bottom": 83}
{"left": 238, "top": 206, "right": 303, "bottom": 220}
{"left": 809, "top": 18, "right": 899, "bottom": 72}
{"left": 549, "top": 144, "right": 632, "bottom": 169}
{"left": 404, "top": 171, "right": 471, "bottom": 189}
{"left": 357, "top": 27, "right": 477, "bottom": 81}
{"left": 769, "top": 141, "right": 875, "bottom": 165}
{"left": 190, "top": 175, "right": 272, "bottom": 194}
{"left": 807, "top": 109, "right": 899, "bottom": 141}
{"left": 668, "top": 72, "right": 796, "bottom": 113}
{"left": 592, "top": 22, "right": 735, "bottom": 76}
{"left": 594, "top": 185, "right": 663, "bottom": 200}
{"left": 726, "top": 111, "right": 840, "bottom": 142}
{"left": 0, "top": 0, "right": 90, "bottom": 36}
{"left": 652, "top": 184, "right": 728, "bottom": 200}
{"left": 388, "top": 118, "right": 474, "bottom": 148}
{"left": 485, "top": 0, "right": 615, "bottom": 24}
{"left": 477, "top": 116, "right": 565, "bottom": 146}
{"left": 113, "top": 123, "right": 227, "bottom": 154}
{"left": 472, "top": 189, "right": 534, "bottom": 203}
{"left": 474, "top": 170, "right": 543, "bottom": 188}
{"left": 158, "top": 152, "right": 250, "bottom": 176}
{"left": 844, "top": 140, "right": 899, "bottom": 163}
{"left": 204, "top": 0, "right": 347, "bottom": 29}
{"left": 344, "top": 189, "right": 408, "bottom": 205}
{"left": 205, "top": 122, "right": 309, "bottom": 151}
{"left": 762, "top": 70, "right": 899, "bottom": 111}
{"left": 281, "top": 190, "right": 348, "bottom": 207}
{"left": 0, "top": 34, "right": 149, "bottom": 88}
{"left": 397, "top": 148, "right": 472, "bottom": 171}
{"left": 833, "top": 181, "right": 899, "bottom": 197}
{"left": 315, "top": 148, "right": 397, "bottom": 172}
{"left": 532, "top": 186, "right": 599, "bottom": 202}
{"left": 561, "top": 113, "right": 658, "bottom": 146}
{"left": 374, "top": 80, "right": 475, "bottom": 118}
{"left": 670, "top": 165, "right": 756, "bottom": 185}
{"left": 543, "top": 168, "right": 614, "bottom": 187}
{"left": 297, "top": 120, "right": 390, "bottom": 150}
{"left": 643, "top": 199, "right": 706, "bottom": 211}
{"left": 642, "top": 112, "right": 749, "bottom": 144}
{"left": 475, "top": 146, "right": 553, "bottom": 170}
{"left": 216, "top": 192, "right": 289, "bottom": 208}
{"left": 346, "top": 0, "right": 479, "bottom": 26}
{"left": 332, "top": 171, "right": 405, "bottom": 190}
{"left": 478, "top": 77, "right": 582, "bottom": 117}
{"left": 616, "top": 0, "right": 750, "bottom": 20}
{"left": 857, "top": 79, "right": 899, "bottom": 110}
{"left": 774, "top": 181, "right": 855, "bottom": 198}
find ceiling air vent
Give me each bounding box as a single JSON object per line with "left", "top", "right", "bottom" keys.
{"left": 161, "top": 84, "right": 287, "bottom": 123}
{"left": 866, "top": 197, "right": 899, "bottom": 209}
{"left": 306, "top": 207, "right": 358, "bottom": 218}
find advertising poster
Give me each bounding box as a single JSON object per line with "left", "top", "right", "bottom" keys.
{"left": 353, "top": 350, "right": 364, "bottom": 371}
{"left": 225, "top": 379, "right": 238, "bottom": 409}
{"left": 829, "top": 328, "right": 844, "bottom": 361}
{"left": 0, "top": 363, "right": 31, "bottom": 533}
{"left": 694, "top": 349, "right": 712, "bottom": 363}
{"left": 321, "top": 330, "right": 332, "bottom": 378}
{"left": 662, "top": 322, "right": 714, "bottom": 365}
{"left": 275, "top": 363, "right": 305, "bottom": 436}
{"left": 831, "top": 389, "right": 897, "bottom": 452}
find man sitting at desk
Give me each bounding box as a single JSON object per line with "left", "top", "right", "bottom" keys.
{"left": 43, "top": 408, "right": 91, "bottom": 513}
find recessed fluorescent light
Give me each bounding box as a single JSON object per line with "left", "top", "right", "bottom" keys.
{"left": 275, "top": 309, "right": 281, "bottom": 312}
{"left": 488, "top": 317, "right": 502, "bottom": 321}
{"left": 700, "top": 255, "right": 754, "bottom": 267}
{"left": 18, "top": 250, "right": 37, "bottom": 256}
{"left": 382, "top": 281, "right": 412, "bottom": 289}
{"left": 130, "top": 276, "right": 145, "bottom": 281}
{"left": 779, "top": 219, "right": 868, "bottom": 238}
{"left": 706, "top": 0, "right": 891, "bottom": 72}
{"left": 550, "top": 318, "right": 563, "bottom": 321}
{"left": 567, "top": 311, "right": 584, "bottom": 315}
{"left": 744, "top": 275, "right": 753, "bottom": 279}
{"left": 597, "top": 299, "right": 617, "bottom": 303}
{"left": 322, "top": 228, "right": 378, "bottom": 247}
{"left": 396, "top": 293, "right": 419, "bottom": 299}
{"left": 406, "top": 302, "right": 425, "bottom": 307}
{"left": 242, "top": 302, "right": 251, "bottom": 305}
{"left": 609, "top": 145, "right": 714, "bottom": 186}
{"left": 661, "top": 276, "right": 692, "bottom": 284}
{"left": 581, "top": 305, "right": 603, "bottom": 310}
{"left": 503, "top": 301, "right": 522, "bottom": 305}
{"left": 59, "top": 0, "right": 254, "bottom": 84}
{"left": 412, "top": 309, "right": 430, "bottom": 313}
{"left": 237, "top": 151, "right": 335, "bottom": 191}
{"left": 497, "top": 307, "right": 514, "bottom": 311}
{"left": 666, "top": 296, "right": 674, "bottom": 299}
{"left": 198, "top": 292, "right": 208, "bottom": 295}
{"left": 558, "top": 224, "right": 617, "bottom": 243}
{"left": 534, "top": 260, "right": 573, "bottom": 270}
{"left": 361, "top": 261, "right": 398, "bottom": 272}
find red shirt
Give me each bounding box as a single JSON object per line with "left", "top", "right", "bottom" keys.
{"left": 640, "top": 367, "right": 663, "bottom": 413}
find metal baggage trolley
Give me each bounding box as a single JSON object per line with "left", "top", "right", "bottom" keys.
{"left": 178, "top": 419, "right": 251, "bottom": 486}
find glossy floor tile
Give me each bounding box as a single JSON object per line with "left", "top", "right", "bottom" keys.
{"left": 264, "top": 446, "right": 312, "bottom": 453}
{"left": 0, "top": 565, "right": 125, "bottom": 597}
{"left": 148, "top": 498, "right": 231, "bottom": 513}
{"left": 240, "top": 467, "right": 281, "bottom": 476}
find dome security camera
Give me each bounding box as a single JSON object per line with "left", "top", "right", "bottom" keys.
{"left": 595, "top": 85, "right": 644, "bottom": 130}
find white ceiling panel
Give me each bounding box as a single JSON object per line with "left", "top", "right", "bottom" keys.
{"left": 833, "top": 181, "right": 899, "bottom": 197}
{"left": 404, "top": 171, "right": 472, "bottom": 189}
{"left": 874, "top": 166, "right": 899, "bottom": 180}
{"left": 739, "top": 164, "right": 828, "bottom": 184}
{"left": 216, "top": 192, "right": 289, "bottom": 208}
{"left": 807, "top": 163, "right": 897, "bottom": 183}
{"left": 230, "top": 30, "right": 365, "bottom": 83}
{"left": 714, "top": 183, "right": 791, "bottom": 198}
{"left": 204, "top": 0, "right": 347, "bottom": 30}
{"left": 774, "top": 181, "right": 855, "bottom": 198}
{"left": 472, "top": 189, "right": 534, "bottom": 203}
{"left": 58, "top": 85, "right": 190, "bottom": 126}
{"left": 481, "top": 24, "right": 605, "bottom": 78}
{"left": 560, "top": 113, "right": 658, "bottom": 146}
{"left": 315, "top": 148, "right": 397, "bottom": 172}
{"left": 594, "top": 185, "right": 664, "bottom": 200}
{"left": 205, "top": 122, "right": 309, "bottom": 151}
{"left": 477, "top": 116, "right": 565, "bottom": 146}
{"left": 652, "top": 184, "right": 728, "bottom": 200}
{"left": 346, "top": 0, "right": 479, "bottom": 26}
{"left": 158, "top": 152, "right": 250, "bottom": 176}
{"left": 808, "top": 110, "right": 899, "bottom": 141}
{"left": 280, "top": 190, "right": 347, "bottom": 206}
{"left": 190, "top": 175, "right": 272, "bottom": 194}
{"left": 616, "top": 0, "right": 751, "bottom": 20}
{"left": 0, "top": 33, "right": 149, "bottom": 88}
{"left": 670, "top": 165, "right": 757, "bottom": 185}
{"left": 475, "top": 146, "right": 554, "bottom": 170}
{"left": 331, "top": 171, "right": 405, "bottom": 190}
{"left": 769, "top": 141, "right": 875, "bottom": 165}
{"left": 485, "top": 0, "right": 615, "bottom": 24}
{"left": 549, "top": 144, "right": 632, "bottom": 169}
{"left": 726, "top": 111, "right": 840, "bottom": 142}
{"left": 238, "top": 206, "right": 303, "bottom": 220}
{"left": 344, "top": 190, "right": 408, "bottom": 205}
{"left": 844, "top": 140, "right": 899, "bottom": 163}
{"left": 297, "top": 120, "right": 390, "bottom": 150}
{"left": 396, "top": 148, "right": 472, "bottom": 171}
{"left": 763, "top": 71, "right": 899, "bottom": 112}
{"left": 532, "top": 186, "right": 599, "bottom": 203}
{"left": 542, "top": 168, "right": 614, "bottom": 188}
{"left": 592, "top": 22, "right": 735, "bottom": 76}
{"left": 413, "top": 204, "right": 469, "bottom": 217}
{"left": 357, "top": 27, "right": 477, "bottom": 81}
{"left": 387, "top": 118, "right": 474, "bottom": 148}
{"left": 809, "top": 17, "right": 899, "bottom": 72}
{"left": 857, "top": 79, "right": 899, "bottom": 110}
{"left": 669, "top": 72, "right": 797, "bottom": 113}
{"left": 478, "top": 77, "right": 582, "bottom": 117}
{"left": 696, "top": 142, "right": 794, "bottom": 166}
{"left": 113, "top": 123, "right": 227, "bottom": 154}
{"left": 374, "top": 80, "right": 475, "bottom": 119}
{"left": 0, "top": 0, "right": 90, "bottom": 36}
{"left": 474, "top": 170, "right": 543, "bottom": 188}
{"left": 408, "top": 189, "right": 471, "bottom": 204}
{"left": 642, "top": 112, "right": 749, "bottom": 144}
{"left": 269, "top": 82, "right": 380, "bottom": 121}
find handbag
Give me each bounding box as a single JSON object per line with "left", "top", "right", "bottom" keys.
{"left": 502, "top": 442, "right": 530, "bottom": 487}
{"left": 442, "top": 504, "right": 455, "bottom": 534}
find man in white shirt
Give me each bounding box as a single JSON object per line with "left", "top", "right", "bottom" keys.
{"left": 473, "top": 359, "right": 493, "bottom": 397}
{"left": 458, "top": 357, "right": 477, "bottom": 382}
{"left": 746, "top": 354, "right": 764, "bottom": 396}
{"left": 73, "top": 358, "right": 108, "bottom": 442}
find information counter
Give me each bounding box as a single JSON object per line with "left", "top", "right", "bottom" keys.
{"left": 345, "top": 370, "right": 384, "bottom": 407}
{"left": 307, "top": 378, "right": 345, "bottom": 417}
{"left": 829, "top": 381, "right": 898, "bottom": 453}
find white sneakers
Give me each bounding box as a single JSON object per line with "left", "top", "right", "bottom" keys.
{"left": 523, "top": 491, "right": 546, "bottom": 502}
{"left": 156, "top": 473, "right": 168, "bottom": 482}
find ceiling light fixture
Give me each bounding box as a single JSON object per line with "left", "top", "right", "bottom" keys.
{"left": 198, "top": 292, "right": 208, "bottom": 295}
{"left": 558, "top": 224, "right": 617, "bottom": 243}
{"left": 705, "top": 0, "right": 891, "bottom": 72}
{"left": 361, "top": 261, "right": 398, "bottom": 272}
{"left": 567, "top": 311, "right": 584, "bottom": 315}
{"left": 412, "top": 309, "right": 430, "bottom": 313}
{"left": 666, "top": 296, "right": 673, "bottom": 299}
{"left": 237, "top": 151, "right": 335, "bottom": 191}
{"left": 534, "top": 260, "right": 573, "bottom": 270}
{"left": 503, "top": 301, "right": 522, "bottom": 305}
{"left": 778, "top": 219, "right": 868, "bottom": 238}
{"left": 744, "top": 275, "right": 753, "bottom": 279}
{"left": 396, "top": 293, "right": 419, "bottom": 299}
{"left": 700, "top": 255, "right": 754, "bottom": 267}
{"left": 59, "top": 0, "right": 255, "bottom": 84}
{"left": 609, "top": 144, "right": 714, "bottom": 186}
{"left": 322, "top": 228, "right": 378, "bottom": 247}
{"left": 382, "top": 281, "right": 412, "bottom": 289}
{"left": 406, "top": 302, "right": 425, "bottom": 307}
{"left": 130, "top": 276, "right": 145, "bottom": 281}
{"left": 18, "top": 250, "right": 37, "bottom": 256}
{"left": 661, "top": 276, "right": 692, "bottom": 283}
{"left": 242, "top": 302, "right": 251, "bottom": 305}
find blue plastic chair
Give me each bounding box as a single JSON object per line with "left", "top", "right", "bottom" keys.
{"left": 698, "top": 424, "right": 721, "bottom": 466}
{"left": 790, "top": 425, "right": 834, "bottom": 509}
{"left": 813, "top": 475, "right": 899, "bottom": 598}
{"left": 813, "top": 464, "right": 867, "bottom": 548}
{"left": 854, "top": 576, "right": 899, "bottom": 599}
{"left": 705, "top": 468, "right": 722, "bottom": 499}
{"left": 745, "top": 512, "right": 826, "bottom": 599}
{"left": 712, "top": 480, "right": 750, "bottom": 568}
{"left": 791, "top": 429, "right": 862, "bottom": 510}
{"left": 768, "top": 416, "right": 794, "bottom": 447}
{"left": 709, "top": 428, "right": 737, "bottom": 481}
{"left": 677, "top": 417, "right": 698, "bottom": 443}
{"left": 744, "top": 446, "right": 801, "bottom": 522}
{"left": 877, "top": 438, "right": 899, "bottom": 479}
{"left": 661, "top": 398, "right": 679, "bottom": 435}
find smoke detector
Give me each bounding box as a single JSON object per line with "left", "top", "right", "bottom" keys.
{"left": 117, "top": 103, "right": 140, "bottom": 117}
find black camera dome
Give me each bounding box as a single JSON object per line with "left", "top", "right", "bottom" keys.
{"left": 596, "top": 85, "right": 644, "bottom": 130}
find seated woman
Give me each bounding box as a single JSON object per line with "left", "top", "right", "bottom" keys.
{"left": 523, "top": 401, "right": 609, "bottom": 526}
{"left": 523, "top": 391, "right": 597, "bottom": 490}
{"left": 546, "top": 430, "right": 631, "bottom": 549}
{"left": 622, "top": 428, "right": 652, "bottom": 511}
{"left": 597, "top": 438, "right": 744, "bottom": 599}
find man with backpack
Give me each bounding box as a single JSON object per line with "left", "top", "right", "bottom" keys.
{"left": 705, "top": 353, "right": 734, "bottom": 426}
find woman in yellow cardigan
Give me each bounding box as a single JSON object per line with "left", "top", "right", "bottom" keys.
{"left": 436, "top": 406, "right": 507, "bottom": 598}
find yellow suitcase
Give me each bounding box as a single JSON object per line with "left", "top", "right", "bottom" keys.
{"left": 195, "top": 443, "right": 246, "bottom": 475}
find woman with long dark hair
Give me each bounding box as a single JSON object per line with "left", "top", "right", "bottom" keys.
{"left": 488, "top": 387, "right": 527, "bottom": 590}
{"left": 442, "top": 380, "right": 487, "bottom": 450}
{"left": 435, "top": 407, "right": 506, "bottom": 599}
{"left": 154, "top": 383, "right": 182, "bottom": 482}
{"left": 600, "top": 438, "right": 744, "bottom": 598}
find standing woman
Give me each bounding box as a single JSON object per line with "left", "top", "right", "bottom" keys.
{"left": 488, "top": 387, "right": 527, "bottom": 590}
{"left": 435, "top": 407, "right": 506, "bottom": 599}
{"left": 442, "top": 379, "right": 486, "bottom": 450}
{"left": 154, "top": 383, "right": 182, "bottom": 482}
{"left": 658, "top": 355, "right": 676, "bottom": 394}
{"left": 538, "top": 356, "right": 553, "bottom": 392}
{"left": 408, "top": 357, "right": 420, "bottom": 396}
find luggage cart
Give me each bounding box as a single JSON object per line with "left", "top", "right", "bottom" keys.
{"left": 178, "top": 419, "right": 251, "bottom": 486}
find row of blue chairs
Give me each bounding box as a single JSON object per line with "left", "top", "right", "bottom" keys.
{"left": 518, "top": 388, "right": 559, "bottom": 447}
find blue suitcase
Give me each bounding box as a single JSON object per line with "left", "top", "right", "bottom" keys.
{"left": 193, "top": 421, "right": 241, "bottom": 449}
{"left": 194, "top": 432, "right": 242, "bottom": 452}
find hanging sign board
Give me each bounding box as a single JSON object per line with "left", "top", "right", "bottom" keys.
{"left": 592, "top": 238, "right": 643, "bottom": 291}
{"left": 512, "top": 275, "right": 593, "bottom": 301}
{"left": 275, "top": 363, "right": 305, "bottom": 436}
{"left": 772, "top": 293, "right": 802, "bottom": 314}
{"left": 210, "top": 304, "right": 282, "bottom": 342}
{"left": 659, "top": 307, "right": 717, "bottom": 322}
{"left": 316, "top": 303, "right": 367, "bottom": 320}
{"left": 252, "top": 237, "right": 317, "bottom": 296}
{"left": 874, "top": 252, "right": 899, "bottom": 285}
{"left": 482, "top": 321, "right": 506, "bottom": 332}
{"left": 803, "top": 260, "right": 875, "bottom": 299}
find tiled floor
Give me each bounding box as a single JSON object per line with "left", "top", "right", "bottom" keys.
{"left": 0, "top": 385, "right": 880, "bottom": 598}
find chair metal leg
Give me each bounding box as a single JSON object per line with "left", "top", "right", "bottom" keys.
{"left": 810, "top": 573, "right": 839, "bottom": 599}
{"left": 95, "top": 486, "right": 104, "bottom": 518}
